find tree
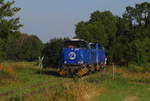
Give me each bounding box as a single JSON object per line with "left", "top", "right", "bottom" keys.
{"left": 125, "top": 40, "right": 147, "bottom": 65}
{"left": 42, "top": 38, "right": 67, "bottom": 67}
{"left": 0, "top": 0, "right": 22, "bottom": 40}
{"left": 0, "top": 0, "right": 22, "bottom": 61}
{"left": 4, "top": 34, "right": 19, "bottom": 60}
{"left": 18, "top": 35, "right": 43, "bottom": 61}
{"left": 75, "top": 11, "right": 117, "bottom": 60}
{"left": 5, "top": 34, "right": 43, "bottom": 61}
{"left": 123, "top": 2, "right": 150, "bottom": 40}
{"left": 76, "top": 11, "right": 117, "bottom": 48}
{"left": 124, "top": 2, "right": 150, "bottom": 26}
{"left": 75, "top": 2, "right": 150, "bottom": 66}
{"left": 111, "top": 2, "right": 150, "bottom": 65}
{"left": 0, "top": 38, "right": 6, "bottom": 61}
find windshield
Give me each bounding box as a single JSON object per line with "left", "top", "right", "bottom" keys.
{"left": 64, "top": 41, "right": 88, "bottom": 48}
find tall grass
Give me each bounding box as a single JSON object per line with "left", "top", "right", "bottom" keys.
{"left": 105, "top": 65, "right": 150, "bottom": 83}
{"left": 1, "top": 62, "right": 150, "bottom": 101}
{"left": 0, "top": 64, "right": 16, "bottom": 79}
{"left": 5, "top": 80, "right": 105, "bottom": 101}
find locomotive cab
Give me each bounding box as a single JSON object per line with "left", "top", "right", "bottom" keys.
{"left": 64, "top": 39, "right": 89, "bottom": 49}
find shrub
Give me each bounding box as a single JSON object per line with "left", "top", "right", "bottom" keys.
{"left": 42, "top": 38, "right": 68, "bottom": 68}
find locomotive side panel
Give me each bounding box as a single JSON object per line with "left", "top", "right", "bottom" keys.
{"left": 89, "top": 49, "right": 97, "bottom": 64}
{"left": 98, "top": 49, "right": 105, "bottom": 63}
{"left": 81, "top": 49, "right": 89, "bottom": 64}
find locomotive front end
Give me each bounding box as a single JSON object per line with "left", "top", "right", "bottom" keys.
{"left": 62, "top": 39, "right": 88, "bottom": 66}
{"left": 63, "top": 48, "right": 84, "bottom": 65}
{"left": 59, "top": 39, "right": 89, "bottom": 76}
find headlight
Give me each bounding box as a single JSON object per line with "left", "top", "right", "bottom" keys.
{"left": 64, "top": 61, "right": 67, "bottom": 64}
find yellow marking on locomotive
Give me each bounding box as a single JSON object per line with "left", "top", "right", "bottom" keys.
{"left": 58, "top": 69, "right": 66, "bottom": 76}
{"left": 77, "top": 68, "right": 89, "bottom": 76}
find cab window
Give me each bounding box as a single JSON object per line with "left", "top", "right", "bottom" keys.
{"left": 64, "top": 41, "right": 88, "bottom": 49}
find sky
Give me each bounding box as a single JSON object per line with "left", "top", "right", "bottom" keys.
{"left": 13, "top": 0, "right": 150, "bottom": 42}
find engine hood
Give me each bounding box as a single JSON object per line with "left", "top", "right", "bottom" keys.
{"left": 63, "top": 48, "right": 84, "bottom": 65}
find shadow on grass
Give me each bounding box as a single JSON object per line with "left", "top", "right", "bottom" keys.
{"left": 36, "top": 69, "right": 62, "bottom": 77}
{"left": 36, "top": 69, "right": 76, "bottom": 78}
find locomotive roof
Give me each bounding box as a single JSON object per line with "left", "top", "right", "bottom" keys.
{"left": 65, "top": 39, "right": 88, "bottom": 43}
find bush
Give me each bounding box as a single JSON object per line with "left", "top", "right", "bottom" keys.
{"left": 5, "top": 34, "right": 43, "bottom": 61}
{"left": 42, "top": 38, "right": 68, "bottom": 67}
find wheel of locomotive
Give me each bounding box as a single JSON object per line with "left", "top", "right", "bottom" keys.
{"left": 70, "top": 67, "right": 77, "bottom": 77}
{"left": 94, "top": 64, "right": 100, "bottom": 71}
{"left": 66, "top": 67, "right": 73, "bottom": 77}
{"left": 65, "top": 66, "right": 79, "bottom": 77}
{"left": 90, "top": 64, "right": 96, "bottom": 73}
{"left": 100, "top": 62, "right": 105, "bottom": 69}
{"left": 60, "top": 65, "right": 70, "bottom": 77}
{"left": 58, "top": 65, "right": 65, "bottom": 77}
{"left": 85, "top": 65, "right": 90, "bottom": 75}
{"left": 83, "top": 64, "right": 90, "bottom": 75}
{"left": 98, "top": 62, "right": 105, "bottom": 71}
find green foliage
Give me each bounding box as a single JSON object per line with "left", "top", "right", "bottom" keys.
{"left": 0, "top": 0, "right": 22, "bottom": 61}
{"left": 0, "top": 38, "right": 6, "bottom": 61}
{"left": 42, "top": 38, "right": 67, "bottom": 67}
{"left": 75, "top": 2, "right": 150, "bottom": 66}
{"left": 76, "top": 11, "right": 117, "bottom": 48}
{"left": 5, "top": 34, "right": 43, "bottom": 61}
{"left": 116, "top": 2, "right": 150, "bottom": 65}
{"left": 0, "top": 0, "right": 43, "bottom": 62}
{"left": 123, "top": 2, "right": 150, "bottom": 27}
{"left": 0, "top": 0, "right": 22, "bottom": 40}
{"left": 18, "top": 35, "right": 43, "bottom": 61}
{"left": 126, "top": 40, "right": 147, "bottom": 65}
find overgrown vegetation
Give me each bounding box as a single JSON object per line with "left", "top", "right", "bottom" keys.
{"left": 42, "top": 38, "right": 67, "bottom": 67}
{"left": 0, "top": 64, "right": 16, "bottom": 82}
{"left": 0, "top": 62, "right": 150, "bottom": 101}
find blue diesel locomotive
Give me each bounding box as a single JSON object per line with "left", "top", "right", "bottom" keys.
{"left": 59, "top": 39, "right": 106, "bottom": 76}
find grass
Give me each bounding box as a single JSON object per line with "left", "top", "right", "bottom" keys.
{"left": 91, "top": 76, "right": 150, "bottom": 101}
{"left": 0, "top": 62, "right": 62, "bottom": 97}
{"left": 0, "top": 62, "right": 150, "bottom": 101}
{"left": 88, "top": 67, "right": 150, "bottom": 101}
